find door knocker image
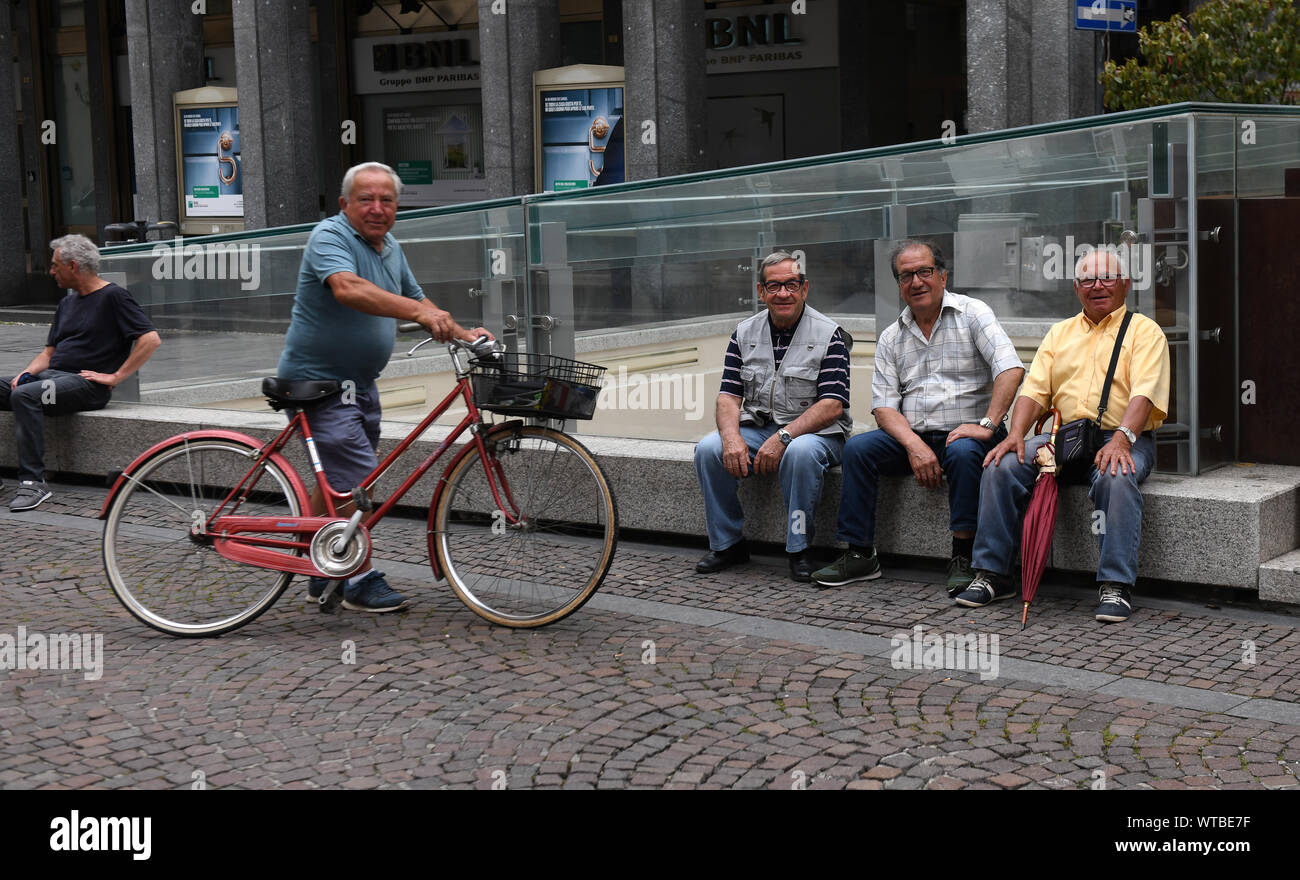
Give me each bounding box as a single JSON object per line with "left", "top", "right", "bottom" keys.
{"left": 217, "top": 131, "right": 237, "bottom": 185}
{"left": 588, "top": 117, "right": 610, "bottom": 178}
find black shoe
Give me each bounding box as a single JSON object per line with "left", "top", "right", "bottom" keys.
{"left": 1095, "top": 583, "right": 1133, "bottom": 623}
{"left": 695, "top": 541, "right": 749, "bottom": 574}
{"left": 953, "top": 571, "right": 1017, "bottom": 607}
{"left": 788, "top": 550, "right": 814, "bottom": 583}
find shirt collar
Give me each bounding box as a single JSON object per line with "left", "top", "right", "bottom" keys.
{"left": 1077, "top": 303, "right": 1128, "bottom": 330}
{"left": 898, "top": 289, "right": 962, "bottom": 327}
{"left": 337, "top": 211, "right": 391, "bottom": 253}
{"left": 768, "top": 305, "right": 805, "bottom": 336}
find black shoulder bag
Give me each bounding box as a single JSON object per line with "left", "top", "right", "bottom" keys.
{"left": 1055, "top": 310, "right": 1134, "bottom": 478}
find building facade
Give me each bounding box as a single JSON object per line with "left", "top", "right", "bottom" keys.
{"left": 0, "top": 0, "right": 1199, "bottom": 306}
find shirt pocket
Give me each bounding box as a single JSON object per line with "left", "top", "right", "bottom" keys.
{"left": 740, "top": 367, "right": 760, "bottom": 400}
{"left": 783, "top": 364, "right": 820, "bottom": 408}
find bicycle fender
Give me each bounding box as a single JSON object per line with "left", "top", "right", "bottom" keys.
{"left": 426, "top": 420, "right": 525, "bottom": 581}
{"left": 99, "top": 430, "right": 311, "bottom": 519}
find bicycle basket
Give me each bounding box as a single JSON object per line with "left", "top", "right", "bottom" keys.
{"left": 471, "top": 352, "right": 606, "bottom": 420}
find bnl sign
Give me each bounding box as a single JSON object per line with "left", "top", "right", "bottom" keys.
{"left": 1076, "top": 0, "right": 1137, "bottom": 32}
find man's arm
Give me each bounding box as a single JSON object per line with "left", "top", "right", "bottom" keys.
{"left": 11, "top": 347, "right": 54, "bottom": 389}
{"left": 326, "top": 271, "right": 487, "bottom": 343}
{"left": 715, "top": 392, "right": 751, "bottom": 478}
{"left": 944, "top": 365, "right": 1025, "bottom": 445}
{"left": 983, "top": 394, "right": 1047, "bottom": 467}
{"left": 873, "top": 405, "right": 942, "bottom": 488}
{"left": 79, "top": 331, "right": 162, "bottom": 388}
{"left": 1094, "top": 395, "right": 1155, "bottom": 476}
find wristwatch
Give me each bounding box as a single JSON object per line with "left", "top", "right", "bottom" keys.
{"left": 978, "top": 417, "right": 997, "bottom": 431}
{"left": 1117, "top": 425, "right": 1138, "bottom": 444}
{"left": 778, "top": 429, "right": 792, "bottom": 446}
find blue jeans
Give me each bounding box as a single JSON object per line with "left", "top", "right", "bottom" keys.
{"left": 694, "top": 423, "right": 844, "bottom": 553}
{"left": 971, "top": 430, "right": 1155, "bottom": 586}
{"left": 0, "top": 370, "right": 111, "bottom": 482}
{"left": 835, "top": 428, "right": 1000, "bottom": 546}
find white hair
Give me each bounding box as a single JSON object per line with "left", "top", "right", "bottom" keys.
{"left": 50, "top": 234, "right": 100, "bottom": 275}
{"left": 1075, "top": 246, "right": 1129, "bottom": 279}
{"left": 340, "top": 162, "right": 403, "bottom": 201}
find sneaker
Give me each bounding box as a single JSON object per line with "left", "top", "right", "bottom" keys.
{"left": 953, "top": 571, "right": 1016, "bottom": 607}
{"left": 946, "top": 554, "right": 975, "bottom": 598}
{"left": 342, "top": 570, "right": 410, "bottom": 613}
{"left": 10, "top": 480, "right": 52, "bottom": 512}
{"left": 1095, "top": 583, "right": 1133, "bottom": 623}
{"left": 811, "top": 549, "right": 881, "bottom": 588}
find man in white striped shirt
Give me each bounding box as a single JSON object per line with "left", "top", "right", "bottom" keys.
{"left": 812, "top": 240, "right": 1024, "bottom": 594}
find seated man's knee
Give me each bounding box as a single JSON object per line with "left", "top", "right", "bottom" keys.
{"left": 694, "top": 431, "right": 724, "bottom": 465}
{"left": 782, "top": 434, "right": 832, "bottom": 470}
{"left": 1092, "top": 466, "right": 1142, "bottom": 498}
{"left": 944, "top": 438, "right": 984, "bottom": 468}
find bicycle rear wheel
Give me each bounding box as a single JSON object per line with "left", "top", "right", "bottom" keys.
{"left": 430, "top": 425, "right": 617, "bottom": 627}
{"left": 102, "top": 438, "right": 305, "bottom": 637}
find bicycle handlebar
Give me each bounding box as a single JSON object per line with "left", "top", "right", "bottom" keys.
{"left": 400, "top": 322, "right": 499, "bottom": 359}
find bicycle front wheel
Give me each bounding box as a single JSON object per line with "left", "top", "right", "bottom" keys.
{"left": 102, "top": 438, "right": 305, "bottom": 637}
{"left": 431, "top": 425, "right": 617, "bottom": 627}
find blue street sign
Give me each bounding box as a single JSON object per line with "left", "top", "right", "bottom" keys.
{"left": 1076, "top": 0, "right": 1137, "bottom": 32}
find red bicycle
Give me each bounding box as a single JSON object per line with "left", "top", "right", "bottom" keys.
{"left": 99, "top": 334, "right": 617, "bottom": 637}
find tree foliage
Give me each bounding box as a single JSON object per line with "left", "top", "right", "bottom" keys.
{"left": 1102, "top": 0, "right": 1300, "bottom": 111}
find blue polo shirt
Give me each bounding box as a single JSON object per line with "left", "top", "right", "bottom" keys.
{"left": 277, "top": 212, "right": 424, "bottom": 391}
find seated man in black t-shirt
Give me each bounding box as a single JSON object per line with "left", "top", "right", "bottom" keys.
{"left": 0, "top": 235, "right": 160, "bottom": 511}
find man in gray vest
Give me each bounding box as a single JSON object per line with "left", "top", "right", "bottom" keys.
{"left": 694, "top": 251, "right": 852, "bottom": 582}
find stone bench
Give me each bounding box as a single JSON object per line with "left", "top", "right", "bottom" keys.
{"left": 5, "top": 406, "right": 1299, "bottom": 601}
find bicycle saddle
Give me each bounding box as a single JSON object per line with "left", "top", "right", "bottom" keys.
{"left": 261, "top": 377, "right": 342, "bottom": 410}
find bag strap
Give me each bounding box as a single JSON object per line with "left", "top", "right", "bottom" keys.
{"left": 1095, "top": 310, "right": 1135, "bottom": 423}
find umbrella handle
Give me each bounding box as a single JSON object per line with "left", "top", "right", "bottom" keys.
{"left": 1034, "top": 408, "right": 1063, "bottom": 445}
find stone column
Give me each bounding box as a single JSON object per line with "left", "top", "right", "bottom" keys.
{"left": 966, "top": 0, "right": 1034, "bottom": 132}
{"left": 314, "top": 0, "right": 346, "bottom": 204}
{"left": 232, "top": 0, "right": 318, "bottom": 228}
{"left": 621, "top": 0, "right": 705, "bottom": 181}
{"left": 478, "top": 0, "right": 562, "bottom": 198}
{"left": 125, "top": 0, "right": 205, "bottom": 224}
{"left": 0, "top": 6, "right": 27, "bottom": 303}
{"left": 971, "top": 0, "right": 1106, "bottom": 132}
{"left": 85, "top": 0, "right": 121, "bottom": 239}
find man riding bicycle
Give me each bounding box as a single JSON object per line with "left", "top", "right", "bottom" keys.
{"left": 277, "top": 161, "right": 489, "bottom": 612}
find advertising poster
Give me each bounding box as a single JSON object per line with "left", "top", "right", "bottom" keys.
{"left": 382, "top": 104, "right": 488, "bottom": 207}
{"left": 180, "top": 106, "right": 242, "bottom": 217}
{"left": 538, "top": 87, "right": 624, "bottom": 192}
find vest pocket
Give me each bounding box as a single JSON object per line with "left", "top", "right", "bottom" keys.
{"left": 782, "top": 364, "right": 820, "bottom": 406}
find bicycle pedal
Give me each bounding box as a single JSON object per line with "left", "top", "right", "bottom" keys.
{"left": 317, "top": 580, "right": 344, "bottom": 613}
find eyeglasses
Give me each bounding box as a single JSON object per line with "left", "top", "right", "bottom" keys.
{"left": 1076, "top": 275, "right": 1122, "bottom": 288}
{"left": 762, "top": 279, "right": 805, "bottom": 294}
{"left": 896, "top": 266, "right": 939, "bottom": 285}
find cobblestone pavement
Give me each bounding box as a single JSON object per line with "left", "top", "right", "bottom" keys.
{"left": 1, "top": 480, "right": 1299, "bottom": 790}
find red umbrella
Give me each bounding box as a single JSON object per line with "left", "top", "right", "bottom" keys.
{"left": 1020, "top": 409, "right": 1062, "bottom": 629}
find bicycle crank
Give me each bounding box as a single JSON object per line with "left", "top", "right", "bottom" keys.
{"left": 309, "top": 520, "right": 371, "bottom": 579}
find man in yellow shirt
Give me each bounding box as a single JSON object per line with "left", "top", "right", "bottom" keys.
{"left": 954, "top": 248, "right": 1170, "bottom": 623}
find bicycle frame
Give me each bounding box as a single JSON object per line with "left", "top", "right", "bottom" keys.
{"left": 104, "top": 344, "right": 525, "bottom": 580}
